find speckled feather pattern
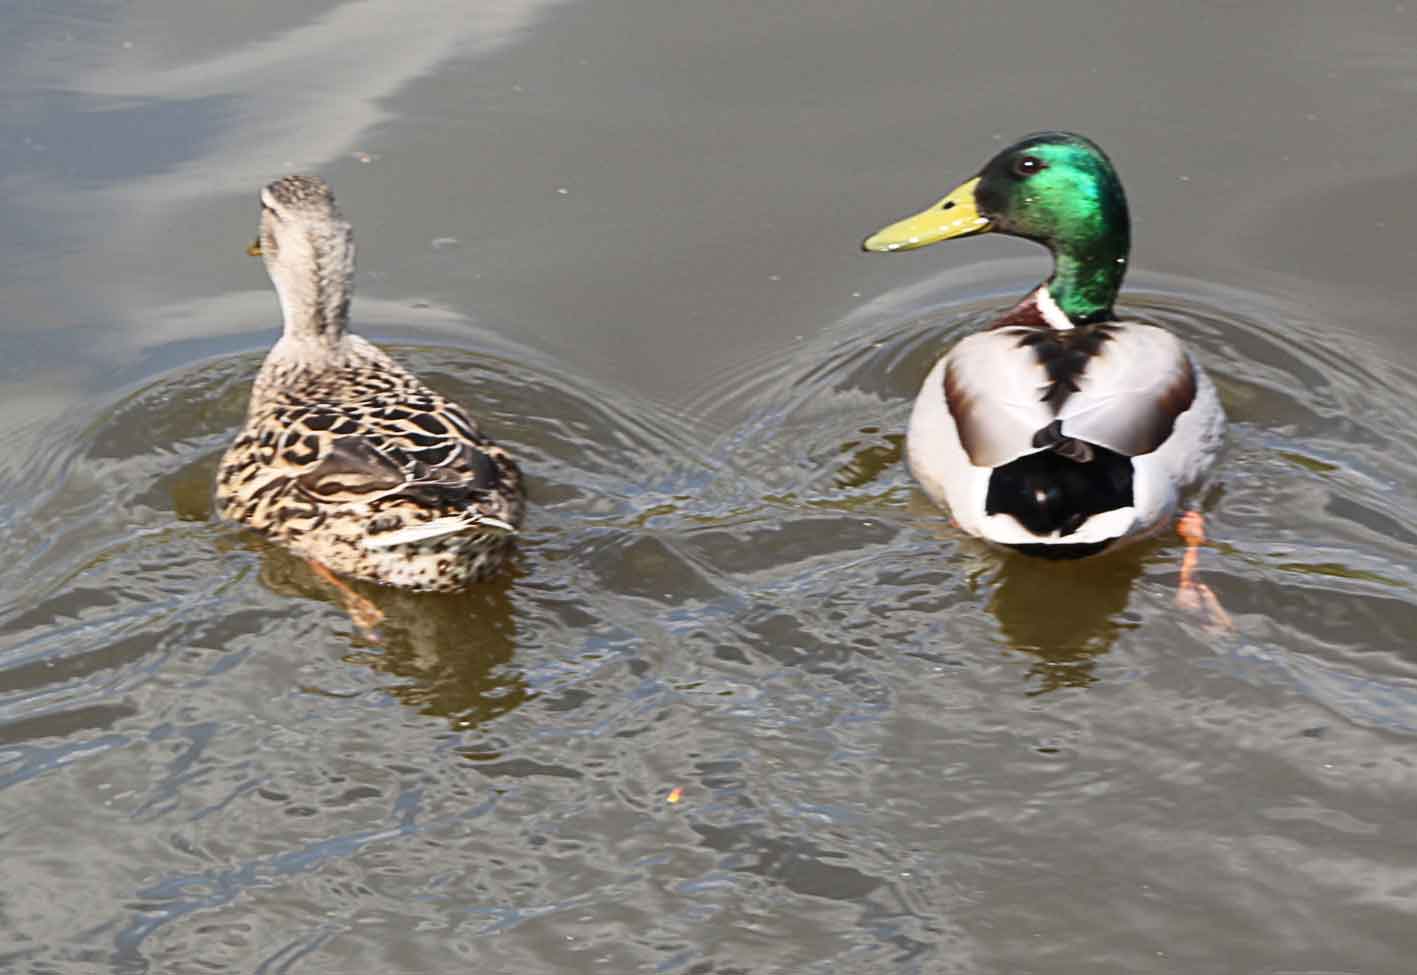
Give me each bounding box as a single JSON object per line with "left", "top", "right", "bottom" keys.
{"left": 217, "top": 175, "right": 525, "bottom": 590}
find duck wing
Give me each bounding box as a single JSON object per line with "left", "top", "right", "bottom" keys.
{"left": 289, "top": 400, "right": 505, "bottom": 508}
{"left": 942, "top": 327, "right": 1055, "bottom": 468}
{"left": 1056, "top": 324, "right": 1197, "bottom": 458}
{"left": 941, "top": 323, "right": 1198, "bottom": 468}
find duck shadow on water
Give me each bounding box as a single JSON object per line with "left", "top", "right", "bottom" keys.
{"left": 781, "top": 349, "right": 1152, "bottom": 694}
{"left": 149, "top": 285, "right": 1264, "bottom": 715}
{"left": 722, "top": 271, "right": 1324, "bottom": 697}
{"left": 251, "top": 542, "right": 529, "bottom": 729}
{"left": 984, "top": 546, "right": 1146, "bottom": 693}
{"left": 144, "top": 339, "right": 715, "bottom": 732}
{"left": 169, "top": 448, "right": 529, "bottom": 729}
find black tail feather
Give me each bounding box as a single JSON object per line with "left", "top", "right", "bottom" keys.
{"left": 985, "top": 444, "right": 1133, "bottom": 538}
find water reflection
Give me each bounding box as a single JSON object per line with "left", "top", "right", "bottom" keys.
{"left": 8, "top": 236, "right": 1417, "bottom": 975}
{"left": 11, "top": 1, "right": 1417, "bottom": 969}
{"left": 74, "top": 265, "right": 1417, "bottom": 724}
{"left": 987, "top": 548, "right": 1145, "bottom": 693}
{"left": 0, "top": 333, "right": 715, "bottom": 745}
{"left": 702, "top": 264, "right": 1417, "bottom": 702}
{"left": 322, "top": 572, "right": 526, "bottom": 730}
{"left": 58, "top": 0, "right": 570, "bottom": 205}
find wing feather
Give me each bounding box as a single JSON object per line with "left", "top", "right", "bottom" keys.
{"left": 1057, "top": 324, "right": 1197, "bottom": 457}
{"left": 295, "top": 436, "right": 405, "bottom": 499}
{"left": 276, "top": 397, "right": 504, "bottom": 507}
{"left": 943, "top": 328, "right": 1055, "bottom": 468}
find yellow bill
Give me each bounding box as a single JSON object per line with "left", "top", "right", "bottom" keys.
{"left": 862, "top": 177, "right": 991, "bottom": 252}
{"left": 246, "top": 239, "right": 263, "bottom": 256}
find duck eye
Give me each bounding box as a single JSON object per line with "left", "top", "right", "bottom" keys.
{"left": 1013, "top": 155, "right": 1046, "bottom": 177}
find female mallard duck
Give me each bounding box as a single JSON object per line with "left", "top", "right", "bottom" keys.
{"left": 864, "top": 133, "right": 1225, "bottom": 590}
{"left": 217, "top": 175, "right": 525, "bottom": 607}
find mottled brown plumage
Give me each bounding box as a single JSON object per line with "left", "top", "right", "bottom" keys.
{"left": 217, "top": 175, "right": 525, "bottom": 590}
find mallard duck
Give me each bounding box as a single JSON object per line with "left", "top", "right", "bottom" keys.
{"left": 863, "top": 133, "right": 1225, "bottom": 580}
{"left": 217, "top": 175, "right": 525, "bottom": 608}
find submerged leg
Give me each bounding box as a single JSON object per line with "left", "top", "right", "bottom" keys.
{"left": 307, "top": 559, "right": 385, "bottom": 637}
{"left": 1175, "top": 511, "right": 1231, "bottom": 630}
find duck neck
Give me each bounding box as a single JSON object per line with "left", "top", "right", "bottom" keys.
{"left": 270, "top": 231, "right": 355, "bottom": 348}
{"left": 1044, "top": 230, "right": 1129, "bottom": 327}
{"left": 277, "top": 288, "right": 350, "bottom": 347}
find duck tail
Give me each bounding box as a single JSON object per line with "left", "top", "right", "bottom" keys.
{"left": 362, "top": 513, "right": 517, "bottom": 549}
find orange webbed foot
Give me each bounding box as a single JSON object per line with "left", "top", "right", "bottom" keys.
{"left": 307, "top": 559, "right": 385, "bottom": 639}
{"left": 1175, "top": 511, "right": 1232, "bottom": 632}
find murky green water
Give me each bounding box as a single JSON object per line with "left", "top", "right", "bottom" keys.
{"left": 5, "top": 2, "right": 1417, "bottom": 972}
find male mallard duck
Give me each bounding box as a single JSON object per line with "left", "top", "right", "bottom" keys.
{"left": 864, "top": 133, "right": 1225, "bottom": 589}
{"left": 217, "top": 175, "right": 525, "bottom": 612}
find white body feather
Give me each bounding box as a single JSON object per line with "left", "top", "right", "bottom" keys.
{"left": 361, "top": 514, "right": 517, "bottom": 550}
{"left": 906, "top": 320, "right": 1225, "bottom": 551}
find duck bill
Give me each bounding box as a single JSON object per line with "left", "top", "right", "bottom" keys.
{"left": 862, "top": 177, "right": 992, "bottom": 252}
{"left": 246, "top": 239, "right": 263, "bottom": 257}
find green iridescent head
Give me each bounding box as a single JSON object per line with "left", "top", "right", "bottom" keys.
{"left": 973, "top": 133, "right": 1129, "bottom": 254}
{"left": 864, "top": 132, "right": 1132, "bottom": 325}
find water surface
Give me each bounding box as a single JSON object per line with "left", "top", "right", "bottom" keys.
{"left": 4, "top": 2, "right": 1417, "bottom": 972}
